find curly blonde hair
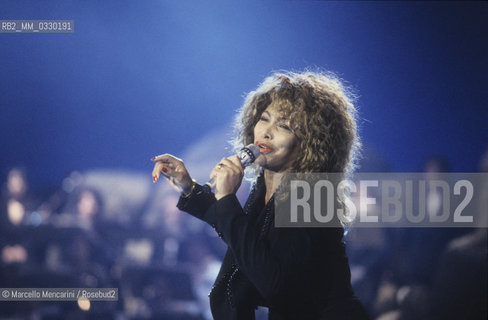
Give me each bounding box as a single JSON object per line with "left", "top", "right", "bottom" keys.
{"left": 233, "top": 70, "right": 360, "bottom": 179}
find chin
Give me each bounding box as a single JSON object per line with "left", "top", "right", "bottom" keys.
{"left": 255, "top": 155, "right": 267, "bottom": 167}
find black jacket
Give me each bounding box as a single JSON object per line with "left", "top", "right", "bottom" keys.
{"left": 177, "top": 174, "right": 369, "bottom": 319}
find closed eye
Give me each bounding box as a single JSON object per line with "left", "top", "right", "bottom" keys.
{"left": 279, "top": 123, "right": 291, "bottom": 131}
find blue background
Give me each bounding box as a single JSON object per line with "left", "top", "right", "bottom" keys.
{"left": 1, "top": 0, "right": 487, "bottom": 189}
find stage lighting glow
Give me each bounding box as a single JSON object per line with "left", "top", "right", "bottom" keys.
{"left": 30, "top": 211, "right": 42, "bottom": 227}
{"left": 7, "top": 199, "right": 25, "bottom": 225}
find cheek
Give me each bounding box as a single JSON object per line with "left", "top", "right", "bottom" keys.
{"left": 252, "top": 126, "right": 258, "bottom": 140}
{"left": 255, "top": 153, "right": 268, "bottom": 168}
{"left": 282, "top": 136, "right": 297, "bottom": 152}
{"left": 253, "top": 122, "right": 263, "bottom": 137}
{"left": 282, "top": 138, "right": 300, "bottom": 163}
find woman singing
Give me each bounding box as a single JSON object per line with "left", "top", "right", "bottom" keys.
{"left": 151, "top": 71, "right": 369, "bottom": 319}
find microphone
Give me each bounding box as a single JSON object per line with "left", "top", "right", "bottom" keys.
{"left": 202, "top": 144, "right": 260, "bottom": 193}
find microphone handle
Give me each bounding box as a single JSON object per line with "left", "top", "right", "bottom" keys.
{"left": 202, "top": 177, "right": 215, "bottom": 194}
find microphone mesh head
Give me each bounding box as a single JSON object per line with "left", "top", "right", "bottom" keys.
{"left": 245, "top": 144, "right": 261, "bottom": 160}
{"left": 238, "top": 144, "right": 260, "bottom": 167}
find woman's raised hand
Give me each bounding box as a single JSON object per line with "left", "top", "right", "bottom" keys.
{"left": 151, "top": 154, "right": 193, "bottom": 193}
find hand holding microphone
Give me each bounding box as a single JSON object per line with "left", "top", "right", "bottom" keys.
{"left": 205, "top": 144, "right": 260, "bottom": 199}
{"left": 204, "top": 144, "right": 260, "bottom": 192}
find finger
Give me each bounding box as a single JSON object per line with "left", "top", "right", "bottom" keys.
{"left": 218, "top": 161, "right": 240, "bottom": 176}
{"left": 151, "top": 153, "right": 172, "bottom": 161}
{"left": 227, "top": 155, "right": 243, "bottom": 168}
{"left": 220, "top": 158, "right": 243, "bottom": 173}
{"left": 151, "top": 153, "right": 182, "bottom": 164}
{"left": 152, "top": 162, "right": 170, "bottom": 182}
{"left": 152, "top": 163, "right": 162, "bottom": 182}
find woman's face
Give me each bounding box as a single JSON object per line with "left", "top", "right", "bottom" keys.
{"left": 253, "top": 102, "right": 299, "bottom": 172}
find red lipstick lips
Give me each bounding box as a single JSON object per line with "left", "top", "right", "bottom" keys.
{"left": 255, "top": 142, "right": 272, "bottom": 154}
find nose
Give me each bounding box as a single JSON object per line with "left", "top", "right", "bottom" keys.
{"left": 261, "top": 122, "right": 273, "bottom": 140}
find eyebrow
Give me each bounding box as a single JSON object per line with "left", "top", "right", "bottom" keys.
{"left": 262, "top": 110, "right": 288, "bottom": 122}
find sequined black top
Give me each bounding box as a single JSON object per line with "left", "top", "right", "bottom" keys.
{"left": 177, "top": 174, "right": 369, "bottom": 320}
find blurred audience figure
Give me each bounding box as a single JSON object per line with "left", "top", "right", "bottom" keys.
{"left": 1, "top": 168, "right": 34, "bottom": 267}
{"left": 54, "top": 186, "right": 105, "bottom": 231}
{"left": 374, "top": 154, "right": 486, "bottom": 320}
{"left": 428, "top": 149, "right": 488, "bottom": 320}
{"left": 1, "top": 167, "right": 38, "bottom": 227}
